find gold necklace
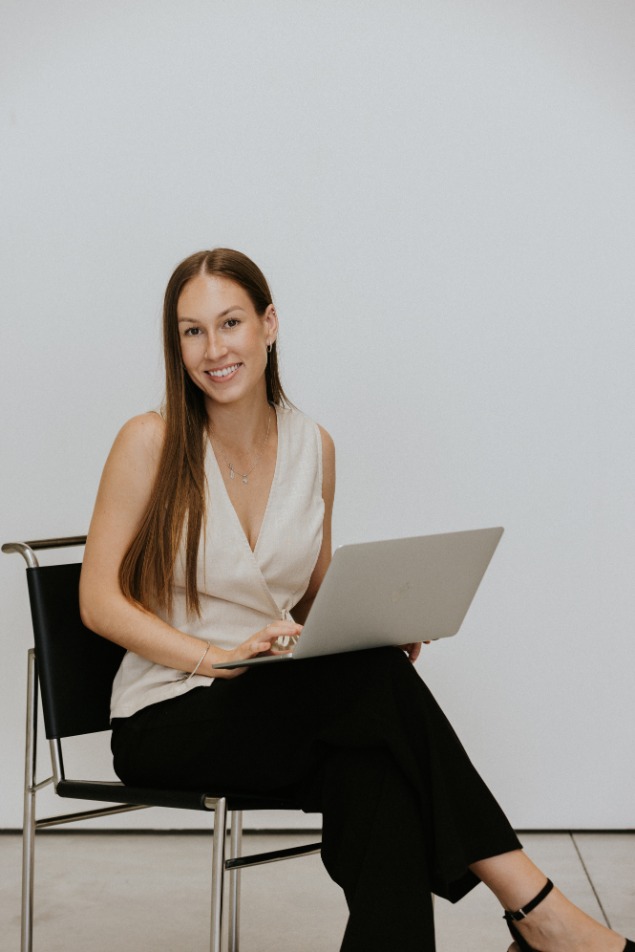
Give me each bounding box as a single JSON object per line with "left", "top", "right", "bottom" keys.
{"left": 209, "top": 409, "right": 273, "bottom": 485}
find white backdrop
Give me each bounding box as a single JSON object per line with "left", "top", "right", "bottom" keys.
{"left": 1, "top": 0, "right": 634, "bottom": 830}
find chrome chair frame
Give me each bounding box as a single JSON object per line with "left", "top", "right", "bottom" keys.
{"left": 4, "top": 536, "right": 321, "bottom": 952}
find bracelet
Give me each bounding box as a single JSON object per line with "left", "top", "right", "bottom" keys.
{"left": 184, "top": 641, "right": 211, "bottom": 682}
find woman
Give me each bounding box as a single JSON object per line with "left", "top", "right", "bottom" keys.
{"left": 79, "top": 248, "right": 633, "bottom": 952}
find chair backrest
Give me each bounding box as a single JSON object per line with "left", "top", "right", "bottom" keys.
{"left": 26, "top": 562, "right": 125, "bottom": 740}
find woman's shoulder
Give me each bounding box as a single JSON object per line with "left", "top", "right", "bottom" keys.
{"left": 110, "top": 411, "right": 166, "bottom": 468}
{"left": 280, "top": 406, "right": 333, "bottom": 448}
{"left": 118, "top": 410, "right": 165, "bottom": 440}
{"left": 279, "top": 406, "right": 335, "bottom": 476}
{"left": 89, "top": 413, "right": 166, "bottom": 542}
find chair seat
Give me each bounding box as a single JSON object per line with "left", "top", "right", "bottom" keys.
{"left": 57, "top": 778, "right": 303, "bottom": 812}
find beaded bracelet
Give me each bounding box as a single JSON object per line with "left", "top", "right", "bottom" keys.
{"left": 184, "top": 641, "right": 211, "bottom": 682}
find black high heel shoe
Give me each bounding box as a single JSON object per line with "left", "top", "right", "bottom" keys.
{"left": 503, "top": 878, "right": 635, "bottom": 952}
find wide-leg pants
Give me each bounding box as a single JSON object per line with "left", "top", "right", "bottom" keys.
{"left": 111, "top": 648, "right": 521, "bottom": 951}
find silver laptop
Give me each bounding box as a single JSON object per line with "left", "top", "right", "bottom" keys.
{"left": 213, "top": 526, "right": 503, "bottom": 670}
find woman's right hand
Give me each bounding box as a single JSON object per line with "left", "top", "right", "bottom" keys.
{"left": 214, "top": 620, "right": 303, "bottom": 678}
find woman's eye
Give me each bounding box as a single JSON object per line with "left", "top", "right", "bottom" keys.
{"left": 184, "top": 327, "right": 202, "bottom": 336}
{"left": 224, "top": 318, "right": 240, "bottom": 328}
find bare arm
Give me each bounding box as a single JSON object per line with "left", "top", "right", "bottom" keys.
{"left": 80, "top": 413, "right": 287, "bottom": 679}
{"left": 291, "top": 425, "right": 336, "bottom": 624}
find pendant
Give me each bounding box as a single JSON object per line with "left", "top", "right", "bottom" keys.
{"left": 229, "top": 462, "right": 248, "bottom": 484}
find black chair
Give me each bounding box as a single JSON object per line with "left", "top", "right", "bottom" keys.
{"left": 3, "top": 536, "right": 322, "bottom": 952}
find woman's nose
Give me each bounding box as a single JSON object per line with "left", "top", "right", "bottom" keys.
{"left": 205, "top": 333, "right": 228, "bottom": 361}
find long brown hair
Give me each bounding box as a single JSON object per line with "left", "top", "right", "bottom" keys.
{"left": 120, "top": 249, "right": 290, "bottom": 616}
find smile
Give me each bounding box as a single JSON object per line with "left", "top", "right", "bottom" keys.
{"left": 206, "top": 363, "right": 241, "bottom": 379}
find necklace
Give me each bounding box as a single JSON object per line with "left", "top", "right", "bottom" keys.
{"left": 209, "top": 409, "right": 273, "bottom": 485}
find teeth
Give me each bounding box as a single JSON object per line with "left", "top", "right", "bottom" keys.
{"left": 208, "top": 364, "right": 240, "bottom": 378}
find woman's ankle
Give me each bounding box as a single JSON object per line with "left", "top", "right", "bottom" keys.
{"left": 469, "top": 849, "right": 549, "bottom": 911}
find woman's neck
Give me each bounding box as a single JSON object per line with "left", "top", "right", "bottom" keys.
{"left": 206, "top": 394, "right": 274, "bottom": 454}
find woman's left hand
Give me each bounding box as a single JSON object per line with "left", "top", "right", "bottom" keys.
{"left": 398, "top": 642, "right": 424, "bottom": 663}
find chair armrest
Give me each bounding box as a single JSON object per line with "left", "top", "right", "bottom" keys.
{"left": 2, "top": 536, "right": 87, "bottom": 567}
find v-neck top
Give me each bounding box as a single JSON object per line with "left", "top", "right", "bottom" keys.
{"left": 110, "top": 407, "right": 324, "bottom": 718}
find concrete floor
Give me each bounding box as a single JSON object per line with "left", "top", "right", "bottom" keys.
{"left": 0, "top": 831, "right": 633, "bottom": 950}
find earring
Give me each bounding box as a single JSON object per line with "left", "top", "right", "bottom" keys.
{"left": 267, "top": 342, "right": 273, "bottom": 354}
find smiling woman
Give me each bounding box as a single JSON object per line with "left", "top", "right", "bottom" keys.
{"left": 117, "top": 250, "right": 293, "bottom": 618}
{"left": 78, "top": 249, "right": 634, "bottom": 952}
{"left": 177, "top": 274, "right": 277, "bottom": 403}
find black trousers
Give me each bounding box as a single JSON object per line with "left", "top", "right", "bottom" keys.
{"left": 111, "top": 648, "right": 521, "bottom": 951}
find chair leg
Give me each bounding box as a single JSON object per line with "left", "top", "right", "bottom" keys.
{"left": 22, "top": 650, "right": 38, "bottom": 952}
{"left": 228, "top": 810, "right": 243, "bottom": 952}
{"left": 210, "top": 797, "right": 227, "bottom": 952}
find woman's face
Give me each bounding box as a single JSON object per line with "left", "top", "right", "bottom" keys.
{"left": 177, "top": 273, "right": 277, "bottom": 408}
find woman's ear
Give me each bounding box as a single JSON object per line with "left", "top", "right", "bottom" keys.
{"left": 263, "top": 304, "right": 279, "bottom": 345}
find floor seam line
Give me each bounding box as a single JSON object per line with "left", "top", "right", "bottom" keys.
{"left": 570, "top": 832, "right": 611, "bottom": 929}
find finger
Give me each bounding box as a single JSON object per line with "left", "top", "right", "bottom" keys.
{"left": 265, "top": 622, "right": 302, "bottom": 636}
{"left": 248, "top": 640, "right": 273, "bottom": 655}
{"left": 409, "top": 643, "right": 422, "bottom": 662}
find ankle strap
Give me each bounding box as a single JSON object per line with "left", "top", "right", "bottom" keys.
{"left": 503, "top": 879, "right": 554, "bottom": 922}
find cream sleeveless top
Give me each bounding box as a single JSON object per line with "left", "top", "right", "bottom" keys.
{"left": 110, "top": 407, "right": 324, "bottom": 718}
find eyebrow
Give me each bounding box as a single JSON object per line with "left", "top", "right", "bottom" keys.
{"left": 177, "top": 307, "right": 245, "bottom": 324}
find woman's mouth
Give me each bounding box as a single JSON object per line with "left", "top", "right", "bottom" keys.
{"left": 205, "top": 363, "right": 241, "bottom": 381}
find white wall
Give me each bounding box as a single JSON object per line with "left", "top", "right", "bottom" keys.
{"left": 1, "top": 0, "right": 634, "bottom": 831}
